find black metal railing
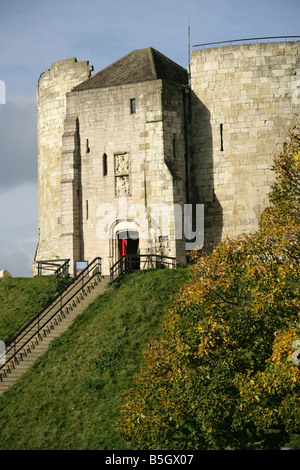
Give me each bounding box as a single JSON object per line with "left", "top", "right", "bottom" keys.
{"left": 37, "top": 259, "right": 70, "bottom": 277}
{"left": 193, "top": 36, "right": 300, "bottom": 49}
{"left": 0, "top": 257, "right": 102, "bottom": 381}
{"left": 110, "top": 254, "right": 176, "bottom": 283}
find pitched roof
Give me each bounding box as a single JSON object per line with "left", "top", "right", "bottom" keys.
{"left": 72, "top": 47, "right": 188, "bottom": 91}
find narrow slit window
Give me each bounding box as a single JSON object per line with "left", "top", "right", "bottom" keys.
{"left": 103, "top": 153, "right": 108, "bottom": 177}
{"left": 130, "top": 98, "right": 136, "bottom": 114}
{"left": 172, "top": 134, "right": 176, "bottom": 160}
{"left": 220, "top": 124, "right": 224, "bottom": 151}
{"left": 86, "top": 200, "right": 89, "bottom": 220}
{"left": 86, "top": 139, "right": 90, "bottom": 153}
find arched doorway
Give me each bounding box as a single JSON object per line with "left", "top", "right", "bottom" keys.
{"left": 118, "top": 230, "right": 139, "bottom": 257}
{"left": 118, "top": 230, "right": 140, "bottom": 271}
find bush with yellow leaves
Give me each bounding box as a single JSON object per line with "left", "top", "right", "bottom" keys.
{"left": 119, "top": 127, "right": 300, "bottom": 450}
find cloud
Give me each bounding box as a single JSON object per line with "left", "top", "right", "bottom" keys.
{"left": 0, "top": 183, "right": 38, "bottom": 277}
{"left": 0, "top": 93, "right": 37, "bottom": 190}
{"left": 0, "top": 236, "right": 36, "bottom": 278}
{"left": 0, "top": 0, "right": 299, "bottom": 278}
{"left": 0, "top": 182, "right": 37, "bottom": 228}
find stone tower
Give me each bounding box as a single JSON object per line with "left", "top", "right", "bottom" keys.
{"left": 32, "top": 41, "right": 300, "bottom": 276}
{"left": 33, "top": 58, "right": 93, "bottom": 274}
{"left": 190, "top": 40, "right": 300, "bottom": 245}
{"left": 33, "top": 49, "right": 189, "bottom": 275}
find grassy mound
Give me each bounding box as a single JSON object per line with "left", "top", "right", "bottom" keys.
{"left": 0, "top": 276, "right": 68, "bottom": 343}
{"left": 0, "top": 268, "right": 189, "bottom": 450}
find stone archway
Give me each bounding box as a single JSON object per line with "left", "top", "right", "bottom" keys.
{"left": 109, "top": 220, "right": 140, "bottom": 264}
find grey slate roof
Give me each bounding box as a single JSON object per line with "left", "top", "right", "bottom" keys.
{"left": 72, "top": 47, "right": 188, "bottom": 91}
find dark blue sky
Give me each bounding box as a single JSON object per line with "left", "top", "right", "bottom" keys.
{"left": 0, "top": 0, "right": 299, "bottom": 276}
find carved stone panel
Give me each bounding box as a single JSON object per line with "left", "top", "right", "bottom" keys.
{"left": 115, "top": 153, "right": 129, "bottom": 175}
{"left": 115, "top": 175, "right": 130, "bottom": 196}
{"left": 114, "top": 153, "right": 130, "bottom": 196}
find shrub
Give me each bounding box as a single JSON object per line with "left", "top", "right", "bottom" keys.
{"left": 119, "top": 126, "right": 300, "bottom": 450}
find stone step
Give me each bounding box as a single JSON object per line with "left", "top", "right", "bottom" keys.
{"left": 0, "top": 274, "right": 109, "bottom": 395}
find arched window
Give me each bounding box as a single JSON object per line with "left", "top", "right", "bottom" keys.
{"left": 103, "top": 153, "right": 108, "bottom": 177}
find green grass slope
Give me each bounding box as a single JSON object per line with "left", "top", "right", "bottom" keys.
{"left": 0, "top": 268, "right": 190, "bottom": 450}
{"left": 0, "top": 276, "right": 68, "bottom": 343}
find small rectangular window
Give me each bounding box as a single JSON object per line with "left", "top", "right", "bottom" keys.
{"left": 130, "top": 98, "right": 136, "bottom": 114}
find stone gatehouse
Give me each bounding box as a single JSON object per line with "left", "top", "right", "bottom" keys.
{"left": 32, "top": 41, "right": 300, "bottom": 276}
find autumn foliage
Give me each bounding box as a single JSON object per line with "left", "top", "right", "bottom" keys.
{"left": 119, "top": 126, "right": 300, "bottom": 449}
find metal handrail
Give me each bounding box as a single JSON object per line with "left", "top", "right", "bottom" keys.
{"left": 193, "top": 36, "right": 300, "bottom": 49}
{"left": 110, "top": 254, "right": 176, "bottom": 283}
{"left": 55, "top": 259, "right": 70, "bottom": 278}
{"left": 0, "top": 257, "right": 102, "bottom": 380}
{"left": 37, "top": 259, "right": 70, "bottom": 277}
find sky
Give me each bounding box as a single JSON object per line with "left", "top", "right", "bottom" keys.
{"left": 0, "top": 0, "right": 299, "bottom": 277}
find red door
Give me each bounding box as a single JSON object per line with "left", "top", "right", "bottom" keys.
{"left": 118, "top": 231, "right": 139, "bottom": 257}
{"left": 118, "top": 238, "right": 127, "bottom": 258}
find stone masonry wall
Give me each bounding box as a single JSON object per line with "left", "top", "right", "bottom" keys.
{"left": 33, "top": 42, "right": 298, "bottom": 275}
{"left": 33, "top": 58, "right": 93, "bottom": 274}
{"left": 63, "top": 79, "right": 187, "bottom": 274}
{"left": 190, "top": 41, "right": 300, "bottom": 246}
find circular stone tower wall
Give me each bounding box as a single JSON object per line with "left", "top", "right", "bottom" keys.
{"left": 33, "top": 58, "right": 93, "bottom": 274}
{"left": 190, "top": 41, "right": 300, "bottom": 245}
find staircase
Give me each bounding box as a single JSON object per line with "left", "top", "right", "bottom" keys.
{"left": 0, "top": 257, "right": 109, "bottom": 396}
{"left": 0, "top": 254, "right": 176, "bottom": 396}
